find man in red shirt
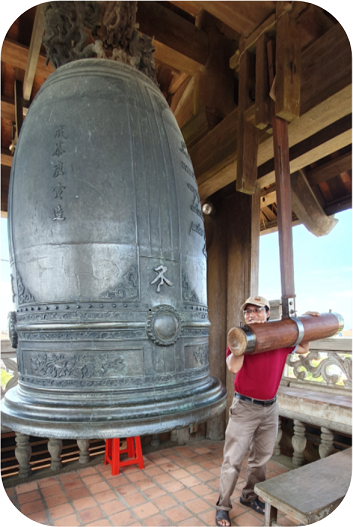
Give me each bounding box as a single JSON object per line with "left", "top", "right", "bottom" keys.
{"left": 215, "top": 296, "right": 319, "bottom": 527}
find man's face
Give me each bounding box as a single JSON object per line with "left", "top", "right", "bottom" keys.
{"left": 243, "top": 303, "right": 269, "bottom": 324}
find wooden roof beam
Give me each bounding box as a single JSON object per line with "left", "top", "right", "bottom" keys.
{"left": 1, "top": 39, "right": 54, "bottom": 79}
{"left": 306, "top": 150, "right": 352, "bottom": 187}
{"left": 191, "top": 23, "right": 351, "bottom": 201}
{"left": 136, "top": 1, "right": 209, "bottom": 76}
{"left": 291, "top": 169, "right": 338, "bottom": 236}
{"left": 22, "top": 4, "right": 45, "bottom": 102}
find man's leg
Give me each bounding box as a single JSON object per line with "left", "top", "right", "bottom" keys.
{"left": 216, "top": 399, "right": 260, "bottom": 512}
{"left": 241, "top": 402, "right": 279, "bottom": 502}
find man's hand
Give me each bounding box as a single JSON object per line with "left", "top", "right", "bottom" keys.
{"left": 302, "top": 311, "right": 320, "bottom": 317}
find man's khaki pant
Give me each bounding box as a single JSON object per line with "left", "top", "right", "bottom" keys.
{"left": 216, "top": 396, "right": 279, "bottom": 511}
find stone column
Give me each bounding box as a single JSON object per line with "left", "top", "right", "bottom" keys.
{"left": 150, "top": 434, "right": 160, "bottom": 448}
{"left": 319, "top": 427, "right": 335, "bottom": 458}
{"left": 77, "top": 439, "right": 91, "bottom": 464}
{"left": 48, "top": 438, "right": 63, "bottom": 471}
{"left": 292, "top": 419, "right": 307, "bottom": 467}
{"left": 273, "top": 417, "right": 282, "bottom": 456}
{"left": 15, "top": 433, "right": 32, "bottom": 478}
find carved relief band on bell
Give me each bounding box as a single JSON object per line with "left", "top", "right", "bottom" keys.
{"left": 17, "top": 272, "right": 35, "bottom": 305}
{"left": 102, "top": 265, "right": 139, "bottom": 300}
{"left": 19, "top": 329, "right": 145, "bottom": 341}
{"left": 185, "top": 343, "right": 209, "bottom": 369}
{"left": 187, "top": 183, "right": 203, "bottom": 219}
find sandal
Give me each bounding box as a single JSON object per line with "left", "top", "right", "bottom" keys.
{"left": 215, "top": 509, "right": 231, "bottom": 526}
{"left": 240, "top": 497, "right": 265, "bottom": 515}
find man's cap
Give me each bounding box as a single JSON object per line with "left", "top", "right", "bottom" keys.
{"left": 241, "top": 295, "right": 270, "bottom": 311}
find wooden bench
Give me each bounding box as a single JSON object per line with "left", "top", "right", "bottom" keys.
{"left": 254, "top": 448, "right": 352, "bottom": 526}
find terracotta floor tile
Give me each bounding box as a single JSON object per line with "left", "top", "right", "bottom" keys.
{"left": 185, "top": 497, "right": 211, "bottom": 514}
{"left": 133, "top": 501, "right": 160, "bottom": 519}
{"left": 153, "top": 457, "right": 173, "bottom": 466}
{"left": 66, "top": 486, "right": 91, "bottom": 501}
{"left": 78, "top": 505, "right": 103, "bottom": 524}
{"left": 143, "top": 486, "right": 167, "bottom": 499}
{"left": 193, "top": 447, "right": 211, "bottom": 455}
{"left": 110, "top": 509, "right": 138, "bottom": 525}
{"left": 203, "top": 491, "right": 220, "bottom": 505}
{"left": 116, "top": 483, "right": 138, "bottom": 497}
{"left": 124, "top": 492, "right": 146, "bottom": 507}
{"left": 15, "top": 481, "right": 39, "bottom": 494}
{"left": 229, "top": 502, "right": 246, "bottom": 519}
{"left": 48, "top": 502, "right": 75, "bottom": 520}
{"left": 133, "top": 478, "right": 156, "bottom": 491}
{"left": 209, "top": 466, "right": 222, "bottom": 477}
{"left": 178, "top": 518, "right": 206, "bottom": 526}
{"left": 27, "top": 510, "right": 50, "bottom": 524}
{"left": 88, "top": 520, "right": 112, "bottom": 526}
{"left": 63, "top": 479, "right": 85, "bottom": 491}
{"left": 198, "top": 509, "right": 218, "bottom": 526}
{"left": 82, "top": 474, "right": 104, "bottom": 486}
{"left": 87, "top": 481, "right": 111, "bottom": 494}
{"left": 195, "top": 470, "right": 216, "bottom": 483}
{"left": 207, "top": 478, "right": 220, "bottom": 490}
{"left": 198, "top": 460, "right": 218, "bottom": 470}
{"left": 143, "top": 513, "right": 172, "bottom": 526}
{"left": 180, "top": 475, "right": 202, "bottom": 488}
{"left": 101, "top": 499, "right": 126, "bottom": 516}
{"left": 44, "top": 492, "right": 70, "bottom": 508}
{"left": 152, "top": 494, "right": 178, "bottom": 511}
{"left": 58, "top": 472, "right": 80, "bottom": 482}
{"left": 17, "top": 490, "right": 42, "bottom": 504}
{"left": 153, "top": 473, "right": 174, "bottom": 485}
{"left": 127, "top": 471, "right": 149, "bottom": 483}
{"left": 72, "top": 495, "right": 97, "bottom": 511}
{"left": 234, "top": 511, "right": 264, "bottom": 526}
{"left": 53, "top": 513, "right": 81, "bottom": 526}
{"left": 186, "top": 464, "right": 205, "bottom": 475}
{"left": 109, "top": 474, "right": 130, "bottom": 488}
{"left": 77, "top": 467, "right": 98, "bottom": 477}
{"left": 176, "top": 449, "right": 198, "bottom": 458}
{"left": 41, "top": 484, "right": 63, "bottom": 498}
{"left": 162, "top": 480, "right": 185, "bottom": 493}
{"left": 169, "top": 468, "right": 190, "bottom": 480}
{"left": 173, "top": 489, "right": 197, "bottom": 503}
{"left": 144, "top": 466, "right": 165, "bottom": 477}
{"left": 94, "top": 489, "right": 118, "bottom": 504}
{"left": 20, "top": 500, "right": 45, "bottom": 515}
{"left": 174, "top": 457, "right": 195, "bottom": 468}
{"left": 38, "top": 477, "right": 59, "bottom": 488}
{"left": 160, "top": 462, "right": 181, "bottom": 473}
{"left": 192, "top": 483, "right": 214, "bottom": 497}
{"left": 5, "top": 487, "right": 15, "bottom": 497}
{"left": 164, "top": 505, "right": 193, "bottom": 522}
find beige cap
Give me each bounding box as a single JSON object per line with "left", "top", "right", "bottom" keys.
{"left": 241, "top": 295, "right": 270, "bottom": 311}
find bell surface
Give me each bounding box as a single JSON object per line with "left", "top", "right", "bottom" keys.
{"left": 2, "top": 59, "right": 227, "bottom": 439}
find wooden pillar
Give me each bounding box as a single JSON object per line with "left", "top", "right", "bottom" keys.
{"left": 205, "top": 190, "right": 228, "bottom": 440}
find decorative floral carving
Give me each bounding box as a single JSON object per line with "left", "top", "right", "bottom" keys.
{"left": 287, "top": 350, "right": 352, "bottom": 388}
{"left": 30, "top": 352, "right": 126, "bottom": 379}
{"left": 17, "top": 272, "right": 35, "bottom": 305}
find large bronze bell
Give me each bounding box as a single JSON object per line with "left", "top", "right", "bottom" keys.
{"left": 2, "top": 59, "right": 226, "bottom": 439}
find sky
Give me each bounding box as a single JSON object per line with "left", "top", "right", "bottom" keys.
{"left": 259, "top": 209, "right": 352, "bottom": 330}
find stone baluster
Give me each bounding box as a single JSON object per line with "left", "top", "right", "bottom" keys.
{"left": 273, "top": 417, "right": 282, "bottom": 456}
{"left": 292, "top": 419, "right": 307, "bottom": 467}
{"left": 77, "top": 439, "right": 91, "bottom": 464}
{"left": 48, "top": 438, "right": 63, "bottom": 471}
{"left": 319, "top": 427, "right": 335, "bottom": 458}
{"left": 15, "top": 433, "right": 32, "bottom": 478}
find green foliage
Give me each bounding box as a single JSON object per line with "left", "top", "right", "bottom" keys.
{"left": 1, "top": 369, "right": 13, "bottom": 388}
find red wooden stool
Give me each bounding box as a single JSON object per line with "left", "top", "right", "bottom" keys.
{"left": 104, "top": 436, "right": 144, "bottom": 476}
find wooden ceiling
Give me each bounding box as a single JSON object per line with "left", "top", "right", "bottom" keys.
{"left": 1, "top": 1, "right": 352, "bottom": 235}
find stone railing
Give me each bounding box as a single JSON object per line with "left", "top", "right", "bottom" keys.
{"left": 276, "top": 337, "right": 352, "bottom": 467}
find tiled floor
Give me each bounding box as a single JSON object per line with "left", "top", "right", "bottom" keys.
{"left": 4, "top": 440, "right": 300, "bottom": 526}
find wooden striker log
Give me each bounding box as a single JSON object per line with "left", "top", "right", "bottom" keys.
{"left": 227, "top": 312, "right": 344, "bottom": 356}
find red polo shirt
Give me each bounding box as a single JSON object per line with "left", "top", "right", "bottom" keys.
{"left": 226, "top": 346, "right": 294, "bottom": 400}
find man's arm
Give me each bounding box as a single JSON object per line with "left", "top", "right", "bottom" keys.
{"left": 226, "top": 353, "right": 244, "bottom": 374}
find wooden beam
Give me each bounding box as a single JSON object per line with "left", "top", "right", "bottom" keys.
{"left": 236, "top": 47, "right": 259, "bottom": 194}
{"left": 1, "top": 39, "right": 54, "bottom": 79}
{"left": 324, "top": 196, "right": 352, "bottom": 216}
{"left": 275, "top": 10, "right": 301, "bottom": 122}
{"left": 1, "top": 149, "right": 13, "bottom": 167}
{"left": 136, "top": 1, "right": 208, "bottom": 72}
{"left": 291, "top": 169, "right": 338, "bottom": 236}
{"left": 23, "top": 4, "right": 45, "bottom": 102}
{"left": 257, "top": 114, "right": 352, "bottom": 188}
{"left": 192, "top": 23, "right": 351, "bottom": 201}
{"left": 254, "top": 33, "right": 270, "bottom": 130}
{"left": 1, "top": 96, "right": 16, "bottom": 122}
{"left": 306, "top": 151, "right": 352, "bottom": 187}
{"left": 14, "top": 79, "right": 24, "bottom": 139}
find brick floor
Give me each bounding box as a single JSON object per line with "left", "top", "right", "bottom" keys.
{"left": 3, "top": 440, "right": 303, "bottom": 526}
